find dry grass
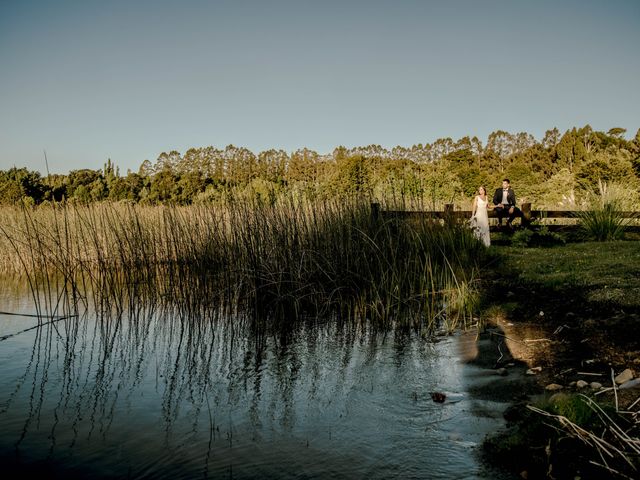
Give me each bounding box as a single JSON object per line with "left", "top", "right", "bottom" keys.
{"left": 0, "top": 198, "right": 489, "bottom": 331}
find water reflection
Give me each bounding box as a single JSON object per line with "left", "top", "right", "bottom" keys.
{"left": 0, "top": 286, "right": 515, "bottom": 479}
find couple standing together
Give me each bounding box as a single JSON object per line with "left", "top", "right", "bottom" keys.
{"left": 470, "top": 179, "right": 522, "bottom": 246}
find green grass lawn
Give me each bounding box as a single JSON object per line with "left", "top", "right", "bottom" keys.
{"left": 496, "top": 241, "right": 640, "bottom": 310}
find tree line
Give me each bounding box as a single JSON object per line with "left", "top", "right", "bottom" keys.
{"left": 2, "top": 126, "right": 639, "bottom": 208}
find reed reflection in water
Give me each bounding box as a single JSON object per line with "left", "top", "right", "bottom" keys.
{"left": 0, "top": 289, "right": 510, "bottom": 479}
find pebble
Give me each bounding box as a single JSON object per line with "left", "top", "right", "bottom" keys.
{"left": 576, "top": 380, "right": 589, "bottom": 389}
{"left": 539, "top": 311, "right": 544, "bottom": 317}
{"left": 590, "top": 382, "right": 602, "bottom": 390}
{"left": 526, "top": 366, "right": 542, "bottom": 375}
{"left": 545, "top": 383, "right": 564, "bottom": 391}
{"left": 620, "top": 378, "right": 640, "bottom": 390}
{"left": 496, "top": 368, "right": 508, "bottom": 376}
{"left": 614, "top": 368, "right": 634, "bottom": 385}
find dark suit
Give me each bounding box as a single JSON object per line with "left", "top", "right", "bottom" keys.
{"left": 493, "top": 187, "right": 522, "bottom": 226}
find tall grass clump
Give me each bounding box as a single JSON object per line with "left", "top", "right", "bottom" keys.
{"left": 576, "top": 181, "right": 635, "bottom": 241}
{"left": 0, "top": 197, "right": 489, "bottom": 332}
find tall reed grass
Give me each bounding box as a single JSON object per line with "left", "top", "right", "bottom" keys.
{"left": 0, "top": 198, "right": 488, "bottom": 331}
{"left": 576, "top": 181, "right": 634, "bottom": 241}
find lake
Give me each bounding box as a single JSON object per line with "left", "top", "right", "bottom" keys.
{"left": 0, "top": 284, "right": 516, "bottom": 479}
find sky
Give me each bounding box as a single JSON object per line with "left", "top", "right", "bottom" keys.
{"left": 1, "top": 0, "right": 639, "bottom": 174}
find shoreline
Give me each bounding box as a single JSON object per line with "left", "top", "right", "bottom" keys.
{"left": 478, "top": 241, "right": 640, "bottom": 478}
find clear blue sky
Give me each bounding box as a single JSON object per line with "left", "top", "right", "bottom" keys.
{"left": 1, "top": 0, "right": 639, "bottom": 174}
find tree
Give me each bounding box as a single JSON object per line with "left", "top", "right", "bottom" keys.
{"left": 154, "top": 150, "right": 181, "bottom": 173}
{"left": 555, "top": 128, "right": 587, "bottom": 174}
{"left": 607, "top": 127, "right": 627, "bottom": 138}
{"left": 542, "top": 128, "right": 561, "bottom": 150}
{"left": 288, "top": 148, "right": 319, "bottom": 184}
{"left": 333, "top": 154, "right": 371, "bottom": 195}
{"left": 148, "top": 169, "right": 178, "bottom": 203}
{"left": 5, "top": 168, "right": 44, "bottom": 203}
{"left": 138, "top": 159, "right": 153, "bottom": 177}
{"left": 108, "top": 172, "right": 144, "bottom": 201}
{"left": 630, "top": 129, "right": 640, "bottom": 176}
{"left": 486, "top": 130, "right": 515, "bottom": 172}
{"left": 67, "top": 169, "right": 102, "bottom": 198}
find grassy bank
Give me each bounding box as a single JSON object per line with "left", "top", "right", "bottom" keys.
{"left": 497, "top": 242, "right": 640, "bottom": 307}
{"left": 484, "top": 241, "right": 640, "bottom": 363}
{"left": 482, "top": 241, "right": 640, "bottom": 479}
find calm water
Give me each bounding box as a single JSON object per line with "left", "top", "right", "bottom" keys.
{"left": 0, "top": 286, "right": 516, "bottom": 479}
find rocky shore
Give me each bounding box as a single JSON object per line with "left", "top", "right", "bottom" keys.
{"left": 478, "top": 242, "right": 640, "bottom": 479}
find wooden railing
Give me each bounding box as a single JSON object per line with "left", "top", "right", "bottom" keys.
{"left": 371, "top": 203, "right": 640, "bottom": 231}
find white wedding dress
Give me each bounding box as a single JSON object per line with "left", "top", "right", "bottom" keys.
{"left": 472, "top": 196, "right": 491, "bottom": 246}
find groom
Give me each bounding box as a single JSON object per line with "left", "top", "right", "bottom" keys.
{"left": 493, "top": 179, "right": 522, "bottom": 229}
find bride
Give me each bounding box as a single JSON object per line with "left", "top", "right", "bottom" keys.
{"left": 470, "top": 186, "right": 493, "bottom": 246}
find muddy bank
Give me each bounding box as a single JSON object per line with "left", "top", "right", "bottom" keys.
{"left": 466, "top": 316, "right": 639, "bottom": 479}
{"left": 476, "top": 243, "right": 640, "bottom": 479}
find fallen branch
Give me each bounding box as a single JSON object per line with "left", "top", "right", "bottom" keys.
{"left": 527, "top": 397, "right": 639, "bottom": 475}
{"left": 0, "top": 314, "right": 77, "bottom": 342}
{"left": 612, "top": 368, "right": 620, "bottom": 413}
{"left": 0, "top": 311, "right": 51, "bottom": 318}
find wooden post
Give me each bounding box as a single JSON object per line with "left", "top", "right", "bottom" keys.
{"left": 521, "top": 202, "right": 531, "bottom": 227}
{"left": 371, "top": 202, "right": 380, "bottom": 222}
{"left": 444, "top": 203, "right": 454, "bottom": 226}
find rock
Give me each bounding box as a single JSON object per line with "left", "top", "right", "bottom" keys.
{"left": 431, "top": 392, "right": 446, "bottom": 403}
{"left": 520, "top": 470, "right": 528, "bottom": 479}
{"left": 549, "top": 392, "right": 569, "bottom": 403}
{"left": 503, "top": 404, "right": 527, "bottom": 422}
{"left": 545, "top": 383, "right": 564, "bottom": 391}
{"left": 496, "top": 368, "right": 508, "bottom": 376}
{"left": 526, "top": 366, "right": 542, "bottom": 375}
{"left": 620, "top": 378, "right": 640, "bottom": 390}
{"left": 576, "top": 380, "right": 589, "bottom": 389}
{"left": 590, "top": 382, "right": 602, "bottom": 390}
{"left": 614, "top": 368, "right": 634, "bottom": 385}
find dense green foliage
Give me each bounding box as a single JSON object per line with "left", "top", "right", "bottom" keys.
{"left": 2, "top": 126, "right": 639, "bottom": 208}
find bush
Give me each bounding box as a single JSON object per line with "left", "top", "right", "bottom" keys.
{"left": 576, "top": 181, "right": 633, "bottom": 241}
{"left": 511, "top": 226, "right": 565, "bottom": 247}
{"left": 576, "top": 202, "right": 628, "bottom": 241}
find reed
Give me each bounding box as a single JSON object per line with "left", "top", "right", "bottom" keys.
{"left": 576, "top": 181, "right": 634, "bottom": 241}
{"left": 0, "top": 197, "right": 488, "bottom": 331}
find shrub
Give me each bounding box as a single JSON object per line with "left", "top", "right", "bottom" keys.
{"left": 576, "top": 180, "right": 633, "bottom": 241}
{"left": 511, "top": 226, "right": 565, "bottom": 247}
